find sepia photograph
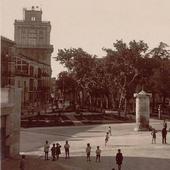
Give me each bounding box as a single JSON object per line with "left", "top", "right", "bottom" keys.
{"left": 1, "top": 0, "right": 170, "bottom": 170}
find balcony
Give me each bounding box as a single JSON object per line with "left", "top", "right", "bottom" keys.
{"left": 15, "top": 70, "right": 29, "bottom": 76}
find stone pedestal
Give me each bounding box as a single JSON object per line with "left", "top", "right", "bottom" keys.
{"left": 134, "top": 90, "right": 152, "bottom": 131}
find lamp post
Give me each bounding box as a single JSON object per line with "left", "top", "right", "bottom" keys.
{"left": 51, "top": 93, "right": 55, "bottom": 112}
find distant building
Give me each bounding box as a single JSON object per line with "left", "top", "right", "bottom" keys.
{"left": 14, "top": 6, "right": 53, "bottom": 109}
{"left": 1, "top": 36, "right": 16, "bottom": 88}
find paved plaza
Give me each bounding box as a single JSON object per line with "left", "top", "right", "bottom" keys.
{"left": 2, "top": 119, "right": 170, "bottom": 170}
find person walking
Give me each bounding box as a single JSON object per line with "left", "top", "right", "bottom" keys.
{"left": 162, "top": 127, "right": 167, "bottom": 144}
{"left": 44, "top": 140, "right": 50, "bottom": 160}
{"left": 96, "top": 146, "right": 101, "bottom": 162}
{"left": 51, "top": 144, "right": 56, "bottom": 161}
{"left": 64, "top": 140, "right": 70, "bottom": 159}
{"left": 86, "top": 143, "right": 91, "bottom": 161}
{"left": 116, "top": 149, "right": 123, "bottom": 170}
{"left": 151, "top": 129, "right": 157, "bottom": 144}
{"left": 20, "top": 155, "right": 26, "bottom": 170}
{"left": 105, "top": 132, "right": 109, "bottom": 146}
{"left": 108, "top": 126, "right": 112, "bottom": 136}
{"left": 163, "top": 119, "right": 167, "bottom": 129}
{"left": 55, "top": 143, "right": 61, "bottom": 160}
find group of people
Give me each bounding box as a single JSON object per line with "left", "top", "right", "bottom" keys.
{"left": 20, "top": 121, "right": 169, "bottom": 170}
{"left": 85, "top": 143, "right": 102, "bottom": 162}
{"left": 20, "top": 148, "right": 123, "bottom": 170}
{"left": 42, "top": 125, "right": 123, "bottom": 170}
{"left": 85, "top": 142, "right": 123, "bottom": 170}
{"left": 151, "top": 119, "right": 168, "bottom": 144}
{"left": 44, "top": 140, "right": 70, "bottom": 161}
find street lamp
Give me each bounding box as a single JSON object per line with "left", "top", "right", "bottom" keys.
{"left": 51, "top": 93, "right": 55, "bottom": 112}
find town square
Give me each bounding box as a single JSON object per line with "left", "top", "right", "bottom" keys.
{"left": 1, "top": 0, "right": 170, "bottom": 170}
{"left": 2, "top": 119, "right": 170, "bottom": 170}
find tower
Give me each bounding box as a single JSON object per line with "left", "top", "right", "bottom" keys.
{"left": 14, "top": 6, "right": 53, "bottom": 65}
{"left": 14, "top": 6, "right": 53, "bottom": 108}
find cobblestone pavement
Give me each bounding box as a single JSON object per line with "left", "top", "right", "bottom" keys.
{"left": 2, "top": 119, "right": 170, "bottom": 170}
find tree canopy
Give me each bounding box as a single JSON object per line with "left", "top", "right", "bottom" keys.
{"left": 55, "top": 40, "right": 170, "bottom": 115}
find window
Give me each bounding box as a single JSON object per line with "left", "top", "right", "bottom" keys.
{"left": 18, "top": 80, "right": 21, "bottom": 88}
{"left": 31, "top": 17, "right": 36, "bottom": 21}
{"left": 24, "top": 81, "right": 27, "bottom": 91}
{"left": 29, "top": 79, "right": 34, "bottom": 91}
{"left": 28, "top": 38, "right": 36, "bottom": 46}
{"left": 15, "top": 58, "right": 29, "bottom": 74}
{"left": 30, "top": 66, "right": 34, "bottom": 76}
{"left": 22, "top": 61, "right": 29, "bottom": 74}
{"left": 9, "top": 78, "right": 15, "bottom": 86}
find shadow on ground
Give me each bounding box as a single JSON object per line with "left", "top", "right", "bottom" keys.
{"left": 20, "top": 125, "right": 107, "bottom": 152}
{"left": 2, "top": 155, "right": 170, "bottom": 170}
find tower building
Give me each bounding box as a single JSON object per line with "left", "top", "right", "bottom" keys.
{"left": 14, "top": 6, "right": 53, "bottom": 110}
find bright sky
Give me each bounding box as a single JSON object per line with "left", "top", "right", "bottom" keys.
{"left": 1, "top": 0, "right": 170, "bottom": 77}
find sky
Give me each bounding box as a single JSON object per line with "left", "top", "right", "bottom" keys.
{"left": 1, "top": 0, "right": 170, "bottom": 78}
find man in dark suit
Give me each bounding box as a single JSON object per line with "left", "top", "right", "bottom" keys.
{"left": 162, "top": 127, "right": 167, "bottom": 144}
{"left": 116, "top": 149, "right": 123, "bottom": 170}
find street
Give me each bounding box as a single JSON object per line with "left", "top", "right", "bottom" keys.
{"left": 14, "top": 119, "right": 170, "bottom": 170}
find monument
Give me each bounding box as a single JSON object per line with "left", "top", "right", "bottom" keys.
{"left": 134, "top": 90, "right": 152, "bottom": 131}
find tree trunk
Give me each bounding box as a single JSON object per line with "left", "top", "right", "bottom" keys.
{"left": 105, "top": 95, "right": 109, "bottom": 109}
{"left": 124, "top": 98, "right": 127, "bottom": 117}
{"left": 162, "top": 95, "right": 166, "bottom": 114}
{"left": 108, "top": 93, "right": 113, "bottom": 109}
{"left": 152, "top": 93, "right": 155, "bottom": 115}
{"left": 118, "top": 92, "right": 124, "bottom": 117}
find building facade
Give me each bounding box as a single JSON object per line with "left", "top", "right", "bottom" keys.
{"left": 14, "top": 6, "right": 53, "bottom": 111}
{"left": 1, "top": 36, "right": 16, "bottom": 88}
{"left": 1, "top": 88, "right": 21, "bottom": 159}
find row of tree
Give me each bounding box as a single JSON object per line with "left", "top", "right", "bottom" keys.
{"left": 55, "top": 40, "right": 170, "bottom": 116}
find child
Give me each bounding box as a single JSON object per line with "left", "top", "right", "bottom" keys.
{"left": 44, "top": 140, "right": 50, "bottom": 160}
{"left": 86, "top": 143, "right": 91, "bottom": 161}
{"left": 96, "top": 146, "right": 101, "bottom": 162}
{"left": 64, "top": 140, "right": 70, "bottom": 159}
{"left": 51, "top": 144, "right": 56, "bottom": 161}
{"left": 55, "top": 143, "right": 61, "bottom": 160}
{"left": 108, "top": 126, "right": 112, "bottom": 136}
{"left": 162, "top": 127, "right": 167, "bottom": 144}
{"left": 20, "top": 155, "right": 26, "bottom": 170}
{"left": 105, "top": 132, "right": 109, "bottom": 146}
{"left": 151, "top": 129, "right": 157, "bottom": 144}
{"left": 163, "top": 119, "right": 167, "bottom": 129}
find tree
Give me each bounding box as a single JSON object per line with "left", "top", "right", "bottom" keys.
{"left": 103, "top": 40, "right": 149, "bottom": 116}
{"left": 56, "top": 71, "right": 77, "bottom": 107}
{"left": 55, "top": 41, "right": 170, "bottom": 117}
{"left": 55, "top": 48, "right": 97, "bottom": 107}
{"left": 149, "top": 42, "right": 170, "bottom": 112}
